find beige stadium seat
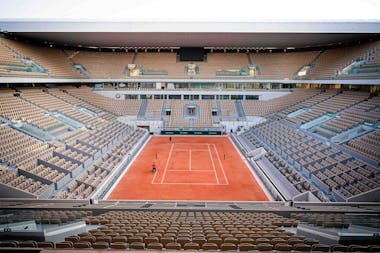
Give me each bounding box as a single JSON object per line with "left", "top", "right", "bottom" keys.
{"left": 92, "top": 242, "right": 109, "bottom": 249}
{"left": 202, "top": 242, "right": 219, "bottom": 250}
{"left": 110, "top": 242, "right": 128, "bottom": 249}
{"left": 165, "top": 242, "right": 181, "bottom": 250}
{"left": 56, "top": 241, "right": 73, "bottom": 248}
{"left": 208, "top": 237, "right": 223, "bottom": 247}
{"left": 73, "top": 241, "right": 91, "bottom": 249}
{"left": 37, "top": 241, "right": 55, "bottom": 248}
{"left": 144, "top": 236, "right": 159, "bottom": 244}
{"left": 19, "top": 241, "right": 38, "bottom": 248}
{"left": 256, "top": 243, "right": 274, "bottom": 251}
{"left": 129, "top": 242, "right": 145, "bottom": 250}
{"left": 274, "top": 243, "right": 293, "bottom": 251}
{"left": 220, "top": 242, "right": 237, "bottom": 251}
{"left": 239, "top": 243, "right": 255, "bottom": 251}
{"left": 147, "top": 242, "right": 163, "bottom": 250}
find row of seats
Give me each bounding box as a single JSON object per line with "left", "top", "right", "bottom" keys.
{"left": 48, "top": 87, "right": 105, "bottom": 114}
{"left": 18, "top": 163, "right": 66, "bottom": 183}
{"left": 285, "top": 91, "right": 369, "bottom": 126}
{"left": 1, "top": 239, "right": 378, "bottom": 252}
{"left": 0, "top": 210, "right": 92, "bottom": 225}
{"left": 20, "top": 89, "right": 102, "bottom": 127}
{"left": 0, "top": 125, "right": 53, "bottom": 166}
{"left": 54, "top": 128, "right": 145, "bottom": 199}
{"left": 243, "top": 120, "right": 379, "bottom": 201}
{"left": 0, "top": 169, "right": 49, "bottom": 195}
{"left": 2, "top": 38, "right": 82, "bottom": 78}
{"left": 242, "top": 89, "right": 319, "bottom": 116}
{"left": 343, "top": 131, "right": 380, "bottom": 164}
{"left": 1, "top": 36, "right": 378, "bottom": 79}
{"left": 0, "top": 93, "right": 67, "bottom": 133}
{"left": 66, "top": 86, "right": 142, "bottom": 116}
{"left": 240, "top": 131, "right": 324, "bottom": 201}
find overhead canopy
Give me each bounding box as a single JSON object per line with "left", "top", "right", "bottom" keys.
{"left": 1, "top": 20, "right": 379, "bottom": 48}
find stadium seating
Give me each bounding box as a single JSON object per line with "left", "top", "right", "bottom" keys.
{"left": 239, "top": 118, "right": 379, "bottom": 201}
{"left": 250, "top": 51, "right": 318, "bottom": 79}
{"left": 1, "top": 37, "right": 379, "bottom": 79}
{"left": 1, "top": 38, "right": 81, "bottom": 78}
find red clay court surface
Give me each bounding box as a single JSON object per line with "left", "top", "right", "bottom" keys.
{"left": 108, "top": 136, "right": 269, "bottom": 201}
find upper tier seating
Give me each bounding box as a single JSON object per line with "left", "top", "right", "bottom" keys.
{"left": 1, "top": 37, "right": 378, "bottom": 79}
{"left": 343, "top": 131, "right": 380, "bottom": 164}
{"left": 48, "top": 88, "right": 104, "bottom": 114}
{"left": 241, "top": 120, "right": 380, "bottom": 201}
{"left": 66, "top": 87, "right": 141, "bottom": 116}
{"left": 0, "top": 92, "right": 69, "bottom": 133}
{"left": 69, "top": 50, "right": 134, "bottom": 78}
{"left": 0, "top": 125, "right": 53, "bottom": 167}
{"left": 285, "top": 91, "right": 369, "bottom": 126}
{"left": 251, "top": 51, "right": 318, "bottom": 79}
{"left": 242, "top": 89, "right": 320, "bottom": 116}
{"left": 2, "top": 38, "right": 81, "bottom": 78}
{"left": 307, "top": 41, "right": 380, "bottom": 79}
{"left": 20, "top": 89, "right": 102, "bottom": 127}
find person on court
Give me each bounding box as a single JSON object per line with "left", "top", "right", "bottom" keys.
{"left": 152, "top": 163, "right": 157, "bottom": 173}
{"left": 169, "top": 136, "right": 172, "bottom": 143}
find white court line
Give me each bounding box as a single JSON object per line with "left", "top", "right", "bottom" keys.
{"left": 174, "top": 149, "right": 209, "bottom": 151}
{"left": 189, "top": 150, "right": 192, "bottom": 171}
{"left": 208, "top": 144, "right": 220, "bottom": 185}
{"left": 159, "top": 142, "right": 174, "bottom": 184}
{"left": 213, "top": 144, "right": 229, "bottom": 185}
{"left": 155, "top": 182, "right": 221, "bottom": 185}
{"left": 167, "top": 170, "right": 215, "bottom": 172}
{"left": 174, "top": 143, "right": 209, "bottom": 145}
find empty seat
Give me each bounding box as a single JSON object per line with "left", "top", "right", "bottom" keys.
{"left": 274, "top": 243, "right": 293, "bottom": 251}
{"left": 293, "top": 243, "right": 312, "bottom": 251}
{"left": 256, "top": 243, "right": 274, "bottom": 251}
{"left": 19, "top": 241, "right": 37, "bottom": 248}
{"left": 56, "top": 241, "right": 73, "bottom": 248}
{"left": 65, "top": 235, "right": 80, "bottom": 243}
{"left": 165, "top": 242, "right": 181, "bottom": 250}
{"left": 224, "top": 237, "right": 239, "bottom": 245}
{"left": 147, "top": 242, "right": 163, "bottom": 250}
{"left": 92, "top": 242, "right": 109, "bottom": 249}
{"left": 37, "top": 242, "right": 55, "bottom": 248}
{"left": 208, "top": 237, "right": 223, "bottom": 247}
{"left": 220, "top": 242, "right": 237, "bottom": 251}
{"left": 80, "top": 235, "right": 96, "bottom": 243}
{"left": 0, "top": 241, "right": 19, "bottom": 247}
{"left": 239, "top": 237, "right": 255, "bottom": 244}
{"left": 95, "top": 235, "right": 112, "bottom": 243}
{"left": 192, "top": 237, "right": 206, "bottom": 246}
{"left": 160, "top": 236, "right": 175, "bottom": 246}
{"left": 239, "top": 243, "right": 255, "bottom": 251}
{"left": 112, "top": 235, "right": 127, "bottom": 243}
{"left": 129, "top": 235, "right": 143, "bottom": 243}
{"left": 177, "top": 237, "right": 191, "bottom": 246}
{"left": 202, "top": 242, "right": 219, "bottom": 251}
{"left": 129, "top": 242, "right": 145, "bottom": 250}
{"left": 73, "top": 241, "right": 91, "bottom": 249}
{"left": 350, "top": 244, "right": 370, "bottom": 252}
{"left": 144, "top": 236, "right": 159, "bottom": 244}
{"left": 110, "top": 242, "right": 128, "bottom": 249}
{"left": 184, "top": 242, "right": 200, "bottom": 250}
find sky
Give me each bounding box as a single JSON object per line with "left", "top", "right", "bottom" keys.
{"left": 0, "top": 0, "right": 379, "bottom": 21}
